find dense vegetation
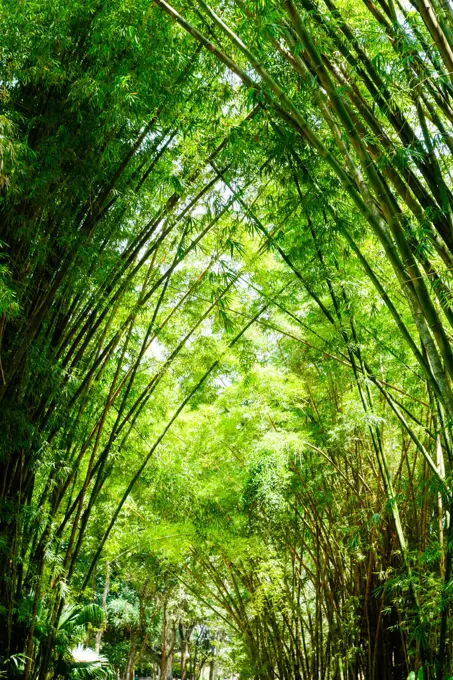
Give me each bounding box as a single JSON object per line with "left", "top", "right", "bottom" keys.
{"left": 3, "top": 0, "right": 453, "bottom": 677}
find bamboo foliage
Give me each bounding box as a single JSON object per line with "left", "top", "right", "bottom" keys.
{"left": 3, "top": 0, "right": 453, "bottom": 678}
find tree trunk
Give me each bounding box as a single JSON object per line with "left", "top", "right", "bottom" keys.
{"left": 160, "top": 604, "right": 175, "bottom": 680}
{"left": 126, "top": 636, "right": 137, "bottom": 680}
{"left": 95, "top": 563, "right": 110, "bottom": 654}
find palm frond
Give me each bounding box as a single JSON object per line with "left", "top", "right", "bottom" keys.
{"left": 68, "top": 657, "right": 114, "bottom": 680}
{"left": 58, "top": 604, "right": 105, "bottom": 632}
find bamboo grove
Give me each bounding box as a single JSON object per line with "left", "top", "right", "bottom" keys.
{"left": 3, "top": 0, "right": 453, "bottom": 677}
